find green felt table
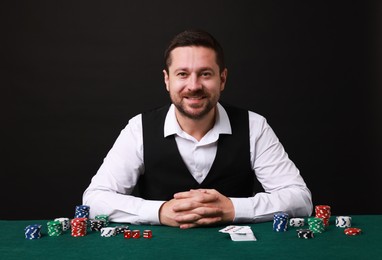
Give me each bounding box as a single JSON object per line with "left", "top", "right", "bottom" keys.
{"left": 1, "top": 215, "right": 381, "bottom": 260}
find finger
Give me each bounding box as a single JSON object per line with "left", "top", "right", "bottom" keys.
{"left": 179, "top": 217, "right": 222, "bottom": 229}
{"left": 179, "top": 223, "right": 197, "bottom": 229}
{"left": 174, "top": 207, "right": 222, "bottom": 222}
{"left": 191, "top": 206, "right": 223, "bottom": 217}
{"left": 194, "top": 188, "right": 212, "bottom": 194}
{"left": 174, "top": 213, "right": 201, "bottom": 223}
{"left": 172, "top": 200, "right": 224, "bottom": 215}
{"left": 173, "top": 190, "right": 199, "bottom": 199}
{"left": 174, "top": 191, "right": 218, "bottom": 203}
{"left": 173, "top": 191, "right": 189, "bottom": 198}
{"left": 172, "top": 201, "right": 202, "bottom": 212}
{"left": 196, "top": 216, "right": 222, "bottom": 225}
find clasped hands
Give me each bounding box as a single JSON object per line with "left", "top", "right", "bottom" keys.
{"left": 159, "top": 189, "right": 235, "bottom": 229}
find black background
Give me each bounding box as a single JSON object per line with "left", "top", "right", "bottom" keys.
{"left": 2, "top": 1, "right": 381, "bottom": 220}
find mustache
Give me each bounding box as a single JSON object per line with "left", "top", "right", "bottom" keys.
{"left": 184, "top": 89, "right": 207, "bottom": 97}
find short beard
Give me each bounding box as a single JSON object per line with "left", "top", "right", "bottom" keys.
{"left": 174, "top": 100, "right": 215, "bottom": 120}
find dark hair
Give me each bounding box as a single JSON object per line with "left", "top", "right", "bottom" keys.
{"left": 164, "top": 29, "right": 225, "bottom": 73}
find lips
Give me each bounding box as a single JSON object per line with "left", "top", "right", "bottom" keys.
{"left": 183, "top": 95, "right": 206, "bottom": 108}
{"left": 185, "top": 96, "right": 205, "bottom": 100}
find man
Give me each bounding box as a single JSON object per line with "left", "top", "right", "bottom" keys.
{"left": 83, "top": 29, "right": 312, "bottom": 229}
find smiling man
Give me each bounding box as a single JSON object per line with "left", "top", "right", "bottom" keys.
{"left": 83, "top": 29, "right": 313, "bottom": 228}
{"left": 164, "top": 45, "right": 226, "bottom": 140}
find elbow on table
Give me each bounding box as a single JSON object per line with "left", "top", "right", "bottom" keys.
{"left": 293, "top": 187, "right": 313, "bottom": 217}
{"left": 81, "top": 188, "right": 102, "bottom": 217}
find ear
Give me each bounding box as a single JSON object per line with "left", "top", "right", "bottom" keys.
{"left": 220, "top": 68, "right": 228, "bottom": 91}
{"left": 163, "top": 69, "right": 170, "bottom": 91}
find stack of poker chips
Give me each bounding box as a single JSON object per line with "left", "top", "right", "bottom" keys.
{"left": 89, "top": 219, "right": 105, "bottom": 231}
{"left": 143, "top": 230, "right": 153, "bottom": 239}
{"left": 74, "top": 205, "right": 90, "bottom": 219}
{"left": 95, "top": 214, "right": 109, "bottom": 227}
{"left": 54, "top": 217, "right": 70, "bottom": 231}
{"left": 273, "top": 212, "right": 289, "bottom": 232}
{"left": 25, "top": 224, "right": 42, "bottom": 240}
{"left": 315, "top": 205, "right": 331, "bottom": 227}
{"left": 289, "top": 218, "right": 305, "bottom": 227}
{"left": 336, "top": 216, "right": 352, "bottom": 228}
{"left": 100, "top": 227, "right": 116, "bottom": 237}
{"left": 307, "top": 217, "right": 325, "bottom": 233}
{"left": 47, "top": 220, "right": 63, "bottom": 236}
{"left": 296, "top": 229, "right": 314, "bottom": 239}
{"left": 115, "top": 225, "right": 129, "bottom": 235}
{"left": 71, "top": 218, "right": 88, "bottom": 237}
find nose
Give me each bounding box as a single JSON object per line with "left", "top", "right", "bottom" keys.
{"left": 187, "top": 74, "right": 202, "bottom": 91}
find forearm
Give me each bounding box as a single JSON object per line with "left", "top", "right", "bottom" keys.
{"left": 231, "top": 186, "right": 313, "bottom": 223}
{"left": 83, "top": 187, "right": 164, "bottom": 225}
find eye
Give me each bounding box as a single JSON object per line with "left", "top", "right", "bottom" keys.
{"left": 201, "top": 71, "right": 212, "bottom": 77}
{"left": 177, "top": 72, "right": 188, "bottom": 78}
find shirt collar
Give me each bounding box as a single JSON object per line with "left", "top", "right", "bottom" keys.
{"left": 164, "top": 102, "right": 232, "bottom": 138}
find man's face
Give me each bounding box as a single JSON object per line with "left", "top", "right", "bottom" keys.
{"left": 163, "top": 46, "right": 227, "bottom": 120}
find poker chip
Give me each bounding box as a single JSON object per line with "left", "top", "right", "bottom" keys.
{"left": 47, "top": 220, "right": 63, "bottom": 236}
{"left": 89, "top": 219, "right": 105, "bottom": 231}
{"left": 289, "top": 218, "right": 305, "bottom": 227}
{"left": 100, "top": 227, "right": 116, "bottom": 237}
{"left": 336, "top": 216, "right": 352, "bottom": 228}
{"left": 74, "top": 205, "right": 90, "bottom": 219}
{"left": 273, "top": 212, "right": 289, "bottom": 232}
{"left": 95, "top": 215, "right": 109, "bottom": 227}
{"left": 23, "top": 202, "right": 363, "bottom": 243}
{"left": 115, "top": 225, "right": 129, "bottom": 234}
{"left": 71, "top": 218, "right": 88, "bottom": 237}
{"left": 344, "top": 228, "right": 362, "bottom": 236}
{"left": 54, "top": 217, "right": 70, "bottom": 231}
{"left": 296, "top": 229, "right": 314, "bottom": 239}
{"left": 315, "top": 205, "right": 331, "bottom": 227}
{"left": 24, "top": 204, "right": 161, "bottom": 241}
{"left": 25, "top": 224, "right": 42, "bottom": 240}
{"left": 307, "top": 217, "right": 325, "bottom": 233}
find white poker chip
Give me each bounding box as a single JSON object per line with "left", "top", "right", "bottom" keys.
{"left": 289, "top": 218, "right": 305, "bottom": 227}
{"left": 100, "top": 227, "right": 116, "bottom": 237}
{"left": 336, "top": 216, "right": 352, "bottom": 228}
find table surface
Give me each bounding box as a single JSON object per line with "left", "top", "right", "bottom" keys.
{"left": 1, "top": 215, "right": 381, "bottom": 260}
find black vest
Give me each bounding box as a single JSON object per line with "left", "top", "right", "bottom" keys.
{"left": 137, "top": 104, "right": 257, "bottom": 200}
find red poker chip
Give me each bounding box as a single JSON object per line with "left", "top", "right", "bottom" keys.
{"left": 344, "top": 228, "right": 362, "bottom": 235}
{"left": 315, "top": 205, "right": 331, "bottom": 209}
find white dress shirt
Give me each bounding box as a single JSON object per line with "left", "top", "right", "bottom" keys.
{"left": 83, "top": 103, "right": 312, "bottom": 224}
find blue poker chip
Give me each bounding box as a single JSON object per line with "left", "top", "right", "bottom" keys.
{"left": 74, "top": 205, "right": 90, "bottom": 218}
{"left": 273, "top": 212, "right": 289, "bottom": 232}
{"left": 25, "top": 224, "right": 42, "bottom": 239}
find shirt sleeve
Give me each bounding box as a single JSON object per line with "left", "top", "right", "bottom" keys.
{"left": 230, "top": 112, "right": 313, "bottom": 223}
{"left": 82, "top": 114, "right": 165, "bottom": 225}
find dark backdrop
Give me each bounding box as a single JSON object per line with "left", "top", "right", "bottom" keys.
{"left": 2, "top": 1, "right": 381, "bottom": 220}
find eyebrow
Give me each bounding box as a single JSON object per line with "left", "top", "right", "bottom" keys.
{"left": 173, "top": 67, "right": 214, "bottom": 73}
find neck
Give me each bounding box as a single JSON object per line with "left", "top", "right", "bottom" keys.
{"left": 175, "top": 107, "right": 216, "bottom": 141}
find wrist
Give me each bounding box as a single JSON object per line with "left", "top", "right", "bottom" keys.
{"left": 223, "top": 198, "right": 235, "bottom": 223}
{"left": 158, "top": 200, "right": 180, "bottom": 227}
